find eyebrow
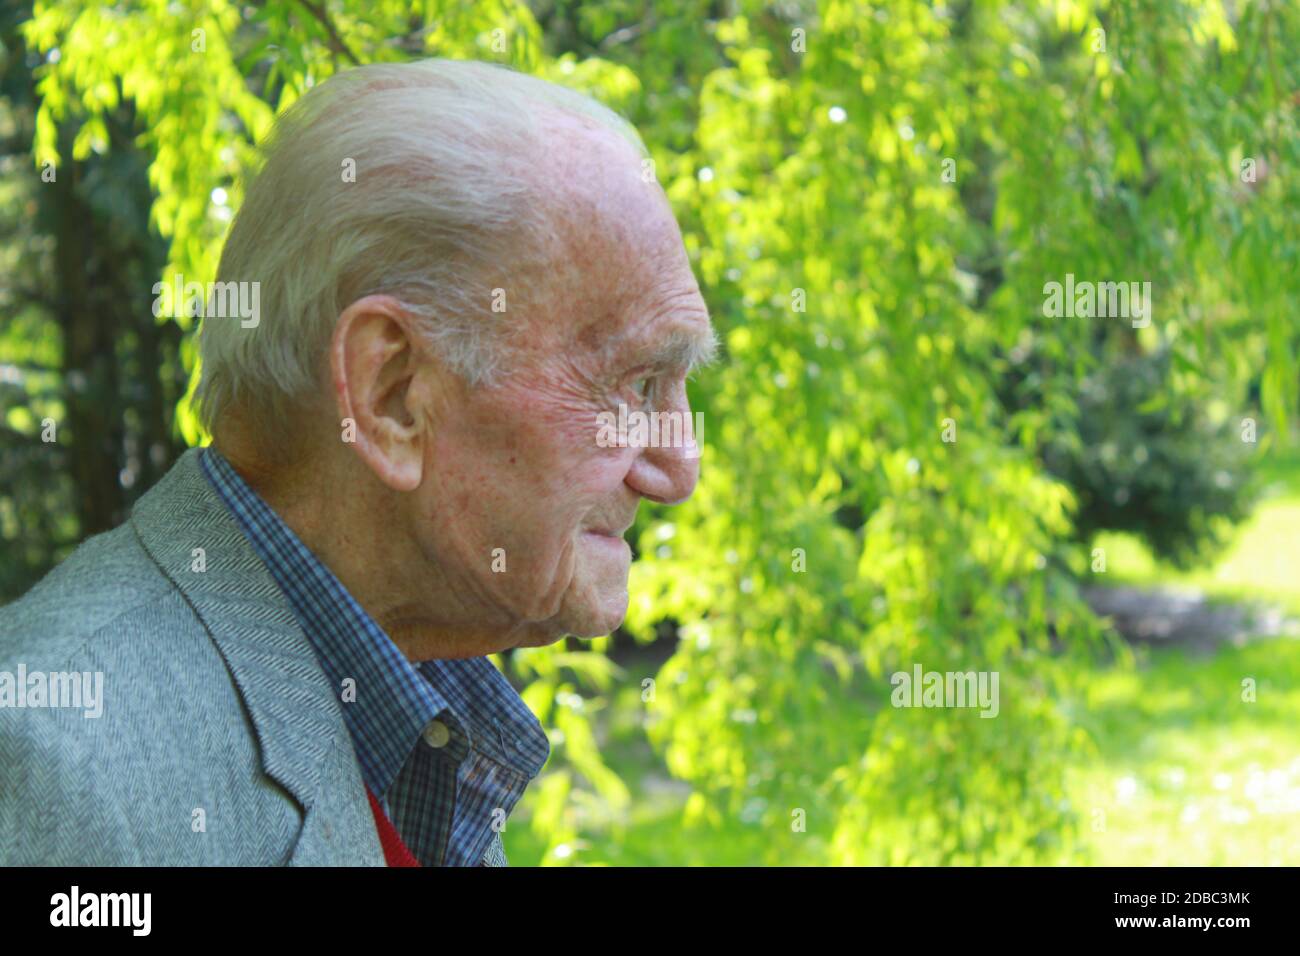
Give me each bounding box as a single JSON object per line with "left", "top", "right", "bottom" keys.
{"left": 632, "top": 325, "right": 721, "bottom": 375}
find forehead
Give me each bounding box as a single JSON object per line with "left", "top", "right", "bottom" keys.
{"left": 523, "top": 119, "right": 713, "bottom": 365}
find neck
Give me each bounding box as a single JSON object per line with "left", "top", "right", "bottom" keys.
{"left": 211, "top": 425, "right": 524, "bottom": 661}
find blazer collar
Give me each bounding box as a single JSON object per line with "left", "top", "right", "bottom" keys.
{"left": 129, "top": 446, "right": 344, "bottom": 813}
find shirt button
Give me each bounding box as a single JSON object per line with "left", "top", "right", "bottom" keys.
{"left": 422, "top": 719, "right": 450, "bottom": 749}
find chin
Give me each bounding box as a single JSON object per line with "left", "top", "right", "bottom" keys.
{"left": 545, "top": 537, "right": 632, "bottom": 637}
{"left": 553, "top": 587, "right": 630, "bottom": 639}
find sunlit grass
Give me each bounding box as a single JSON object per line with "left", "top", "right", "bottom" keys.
{"left": 1066, "top": 639, "right": 1300, "bottom": 866}
{"left": 1093, "top": 447, "right": 1300, "bottom": 613}
{"left": 1071, "top": 453, "right": 1300, "bottom": 863}
{"left": 1093, "top": 497, "right": 1300, "bottom": 615}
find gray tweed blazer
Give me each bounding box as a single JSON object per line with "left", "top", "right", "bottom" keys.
{"left": 0, "top": 447, "right": 505, "bottom": 866}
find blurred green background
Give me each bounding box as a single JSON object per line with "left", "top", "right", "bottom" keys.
{"left": 2, "top": 0, "right": 1298, "bottom": 865}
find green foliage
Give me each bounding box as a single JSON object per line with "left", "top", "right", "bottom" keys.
{"left": 1, "top": 5, "right": 188, "bottom": 597}
{"left": 13, "top": 0, "right": 1299, "bottom": 864}
{"left": 1040, "top": 348, "right": 1257, "bottom": 568}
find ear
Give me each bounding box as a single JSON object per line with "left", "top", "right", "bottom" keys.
{"left": 330, "top": 294, "right": 429, "bottom": 492}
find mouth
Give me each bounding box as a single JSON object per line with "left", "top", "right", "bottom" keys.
{"left": 583, "top": 507, "right": 638, "bottom": 546}
{"left": 584, "top": 517, "right": 634, "bottom": 539}
{"left": 582, "top": 529, "right": 632, "bottom": 554}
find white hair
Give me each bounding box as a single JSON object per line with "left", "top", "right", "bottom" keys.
{"left": 194, "top": 58, "right": 648, "bottom": 437}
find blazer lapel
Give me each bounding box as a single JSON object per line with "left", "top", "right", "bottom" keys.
{"left": 129, "top": 447, "right": 348, "bottom": 817}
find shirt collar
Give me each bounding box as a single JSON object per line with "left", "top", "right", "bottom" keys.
{"left": 197, "top": 445, "right": 549, "bottom": 798}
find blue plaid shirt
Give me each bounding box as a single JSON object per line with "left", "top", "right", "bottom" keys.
{"left": 198, "top": 445, "right": 550, "bottom": 866}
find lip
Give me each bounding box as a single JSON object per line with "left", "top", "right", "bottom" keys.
{"left": 584, "top": 521, "right": 634, "bottom": 538}
{"left": 582, "top": 529, "right": 633, "bottom": 562}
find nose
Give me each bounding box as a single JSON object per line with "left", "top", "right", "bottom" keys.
{"left": 623, "top": 390, "right": 701, "bottom": 506}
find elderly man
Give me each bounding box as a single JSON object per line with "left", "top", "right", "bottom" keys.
{"left": 0, "top": 59, "right": 716, "bottom": 866}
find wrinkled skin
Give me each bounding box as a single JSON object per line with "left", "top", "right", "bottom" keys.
{"left": 401, "top": 113, "right": 716, "bottom": 652}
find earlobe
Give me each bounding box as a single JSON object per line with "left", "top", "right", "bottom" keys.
{"left": 331, "top": 295, "right": 427, "bottom": 493}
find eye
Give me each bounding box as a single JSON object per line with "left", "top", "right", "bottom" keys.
{"left": 627, "top": 375, "right": 654, "bottom": 404}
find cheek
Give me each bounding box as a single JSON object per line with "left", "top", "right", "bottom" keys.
{"left": 511, "top": 399, "right": 635, "bottom": 504}
{"left": 438, "top": 456, "right": 578, "bottom": 571}
{"left": 423, "top": 388, "right": 634, "bottom": 595}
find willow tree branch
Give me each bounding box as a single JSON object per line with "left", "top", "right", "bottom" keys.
{"left": 295, "top": 0, "right": 361, "bottom": 66}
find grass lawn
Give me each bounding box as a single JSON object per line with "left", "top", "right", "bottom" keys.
{"left": 1072, "top": 447, "right": 1300, "bottom": 865}
{"left": 1065, "top": 638, "right": 1300, "bottom": 865}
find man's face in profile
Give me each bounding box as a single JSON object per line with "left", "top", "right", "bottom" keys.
{"left": 404, "top": 116, "right": 716, "bottom": 646}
